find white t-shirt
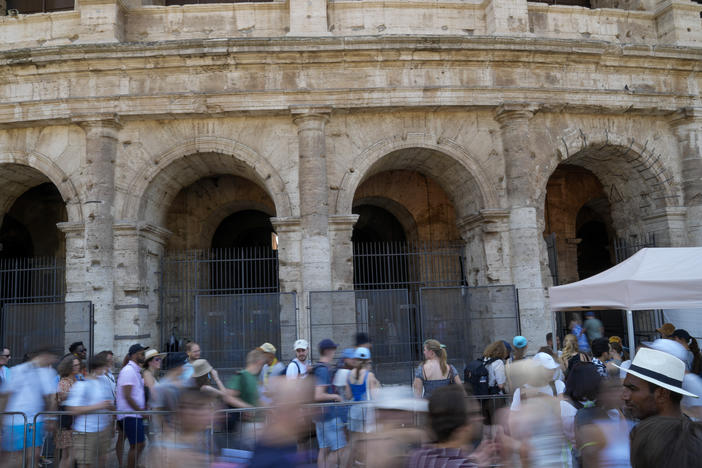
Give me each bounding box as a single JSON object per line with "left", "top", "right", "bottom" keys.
{"left": 683, "top": 373, "right": 702, "bottom": 409}
{"left": 510, "top": 380, "right": 565, "bottom": 411}
{"left": 487, "top": 359, "right": 506, "bottom": 387}
{"left": 285, "top": 359, "right": 308, "bottom": 379}
{"left": 65, "top": 378, "right": 112, "bottom": 432}
{"left": 333, "top": 368, "right": 351, "bottom": 389}
{"left": 0, "top": 361, "right": 57, "bottom": 426}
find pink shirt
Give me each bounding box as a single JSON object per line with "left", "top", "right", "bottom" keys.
{"left": 116, "top": 361, "right": 144, "bottom": 420}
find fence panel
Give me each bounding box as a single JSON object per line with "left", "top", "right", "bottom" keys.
{"left": 1, "top": 301, "right": 93, "bottom": 360}
{"left": 420, "top": 285, "right": 520, "bottom": 367}
{"left": 195, "top": 292, "right": 297, "bottom": 370}
{"left": 309, "top": 289, "right": 413, "bottom": 384}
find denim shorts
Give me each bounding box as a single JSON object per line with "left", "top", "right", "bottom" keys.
{"left": 1, "top": 422, "right": 44, "bottom": 451}
{"left": 121, "top": 417, "right": 145, "bottom": 445}
{"left": 315, "top": 417, "right": 346, "bottom": 451}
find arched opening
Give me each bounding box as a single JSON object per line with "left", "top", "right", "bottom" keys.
{"left": 351, "top": 205, "right": 407, "bottom": 244}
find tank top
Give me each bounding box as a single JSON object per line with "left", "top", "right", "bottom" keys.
{"left": 349, "top": 371, "right": 369, "bottom": 401}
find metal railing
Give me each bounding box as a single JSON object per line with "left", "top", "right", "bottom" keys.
{"left": 4, "top": 395, "right": 513, "bottom": 467}
{"left": 0, "top": 412, "right": 28, "bottom": 468}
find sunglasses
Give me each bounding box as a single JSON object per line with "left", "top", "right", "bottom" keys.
{"left": 153, "top": 357, "right": 162, "bottom": 362}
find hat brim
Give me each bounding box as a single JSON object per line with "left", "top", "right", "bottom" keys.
{"left": 614, "top": 363, "right": 698, "bottom": 398}
{"left": 146, "top": 352, "right": 167, "bottom": 360}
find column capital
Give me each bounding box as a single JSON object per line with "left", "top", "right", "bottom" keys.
{"left": 291, "top": 107, "right": 331, "bottom": 129}
{"left": 271, "top": 216, "right": 302, "bottom": 232}
{"left": 495, "top": 103, "right": 537, "bottom": 126}
{"left": 57, "top": 221, "right": 85, "bottom": 235}
{"left": 668, "top": 107, "right": 702, "bottom": 127}
{"left": 71, "top": 114, "right": 123, "bottom": 129}
{"left": 457, "top": 209, "right": 510, "bottom": 236}
{"left": 113, "top": 220, "right": 172, "bottom": 246}
{"left": 328, "top": 214, "right": 360, "bottom": 231}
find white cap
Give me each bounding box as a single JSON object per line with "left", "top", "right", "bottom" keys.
{"left": 293, "top": 339, "right": 309, "bottom": 350}
{"left": 643, "top": 339, "right": 687, "bottom": 364}
{"left": 533, "top": 352, "right": 560, "bottom": 370}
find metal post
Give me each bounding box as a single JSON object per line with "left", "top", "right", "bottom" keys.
{"left": 627, "top": 309, "right": 636, "bottom": 360}
{"left": 552, "top": 310, "right": 558, "bottom": 354}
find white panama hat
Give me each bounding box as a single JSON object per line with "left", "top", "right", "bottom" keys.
{"left": 614, "top": 347, "right": 697, "bottom": 398}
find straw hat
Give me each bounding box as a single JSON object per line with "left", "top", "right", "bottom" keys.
{"left": 615, "top": 347, "right": 697, "bottom": 398}
{"left": 144, "top": 349, "right": 166, "bottom": 362}
{"left": 259, "top": 342, "right": 276, "bottom": 354}
{"left": 191, "top": 359, "right": 213, "bottom": 378}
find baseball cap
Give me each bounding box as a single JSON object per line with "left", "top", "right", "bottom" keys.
{"left": 293, "top": 339, "right": 309, "bottom": 350}
{"left": 513, "top": 336, "right": 528, "bottom": 349}
{"left": 128, "top": 343, "right": 149, "bottom": 356}
{"left": 259, "top": 342, "right": 276, "bottom": 354}
{"left": 341, "top": 348, "right": 355, "bottom": 359}
{"left": 318, "top": 339, "right": 338, "bottom": 352}
{"left": 533, "top": 352, "right": 560, "bottom": 370}
{"left": 354, "top": 347, "right": 371, "bottom": 360}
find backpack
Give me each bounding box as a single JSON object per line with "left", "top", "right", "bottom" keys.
{"left": 465, "top": 357, "right": 497, "bottom": 396}
{"left": 278, "top": 360, "right": 301, "bottom": 377}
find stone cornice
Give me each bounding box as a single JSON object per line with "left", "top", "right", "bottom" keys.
{"left": 328, "top": 214, "right": 360, "bottom": 229}
{"left": 457, "top": 209, "right": 510, "bottom": 234}
{"left": 668, "top": 107, "right": 702, "bottom": 127}
{"left": 113, "top": 221, "right": 172, "bottom": 245}
{"left": 271, "top": 216, "right": 302, "bottom": 231}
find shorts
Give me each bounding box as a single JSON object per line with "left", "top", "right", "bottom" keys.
{"left": 73, "top": 429, "right": 112, "bottom": 464}
{"left": 315, "top": 417, "right": 346, "bottom": 452}
{"left": 1, "top": 422, "right": 44, "bottom": 451}
{"left": 121, "top": 417, "right": 145, "bottom": 445}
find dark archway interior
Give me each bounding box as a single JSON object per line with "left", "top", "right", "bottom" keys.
{"left": 211, "top": 210, "right": 275, "bottom": 249}
{"left": 0, "top": 215, "right": 33, "bottom": 259}
{"left": 352, "top": 205, "right": 407, "bottom": 243}
{"left": 209, "top": 210, "right": 278, "bottom": 293}
{"left": 576, "top": 220, "right": 612, "bottom": 280}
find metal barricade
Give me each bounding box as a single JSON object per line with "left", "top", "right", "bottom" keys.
{"left": 0, "top": 411, "right": 28, "bottom": 468}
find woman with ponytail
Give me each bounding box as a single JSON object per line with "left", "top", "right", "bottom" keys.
{"left": 413, "top": 339, "right": 462, "bottom": 399}
{"left": 671, "top": 329, "right": 702, "bottom": 375}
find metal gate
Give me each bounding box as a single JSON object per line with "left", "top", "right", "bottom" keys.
{"left": 194, "top": 292, "right": 296, "bottom": 372}
{"left": 1, "top": 301, "right": 93, "bottom": 361}
{"left": 160, "top": 247, "right": 279, "bottom": 351}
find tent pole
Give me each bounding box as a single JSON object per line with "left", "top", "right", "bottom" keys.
{"left": 626, "top": 309, "right": 636, "bottom": 359}
{"left": 552, "top": 310, "right": 558, "bottom": 354}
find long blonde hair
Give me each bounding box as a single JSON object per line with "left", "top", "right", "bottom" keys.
{"left": 424, "top": 339, "right": 448, "bottom": 375}
{"left": 560, "top": 334, "right": 579, "bottom": 368}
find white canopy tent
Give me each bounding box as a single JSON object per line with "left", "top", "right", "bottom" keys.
{"left": 549, "top": 247, "right": 702, "bottom": 356}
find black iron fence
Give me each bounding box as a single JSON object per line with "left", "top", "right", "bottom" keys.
{"left": 159, "top": 247, "right": 279, "bottom": 351}
{"left": 613, "top": 233, "right": 656, "bottom": 264}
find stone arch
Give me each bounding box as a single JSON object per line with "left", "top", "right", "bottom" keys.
{"left": 540, "top": 130, "right": 683, "bottom": 235}
{"left": 0, "top": 150, "right": 82, "bottom": 223}
{"left": 122, "top": 136, "right": 293, "bottom": 225}
{"left": 353, "top": 196, "right": 419, "bottom": 242}
{"left": 200, "top": 200, "right": 277, "bottom": 250}
{"left": 335, "top": 134, "right": 499, "bottom": 220}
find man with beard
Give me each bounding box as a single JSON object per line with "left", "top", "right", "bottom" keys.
{"left": 116, "top": 344, "right": 148, "bottom": 468}
{"left": 617, "top": 347, "right": 697, "bottom": 421}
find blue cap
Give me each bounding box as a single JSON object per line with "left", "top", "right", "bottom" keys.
{"left": 341, "top": 348, "right": 355, "bottom": 359}
{"left": 354, "top": 347, "right": 371, "bottom": 360}
{"left": 512, "top": 336, "right": 528, "bottom": 349}
{"left": 318, "top": 339, "right": 338, "bottom": 352}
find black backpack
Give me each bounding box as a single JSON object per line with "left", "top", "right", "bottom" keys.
{"left": 465, "top": 357, "right": 497, "bottom": 395}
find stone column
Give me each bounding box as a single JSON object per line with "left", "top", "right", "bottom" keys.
{"left": 670, "top": 108, "right": 702, "bottom": 246}
{"left": 291, "top": 108, "right": 333, "bottom": 344}
{"left": 112, "top": 221, "right": 171, "bottom": 359}
{"left": 328, "top": 215, "right": 359, "bottom": 291}
{"left": 495, "top": 104, "right": 550, "bottom": 347}
{"left": 72, "top": 116, "right": 121, "bottom": 352}
{"left": 271, "top": 216, "right": 303, "bottom": 354}
{"left": 457, "top": 209, "right": 511, "bottom": 286}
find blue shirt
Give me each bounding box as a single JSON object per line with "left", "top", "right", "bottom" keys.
{"left": 573, "top": 324, "right": 590, "bottom": 352}
{"left": 314, "top": 363, "right": 342, "bottom": 421}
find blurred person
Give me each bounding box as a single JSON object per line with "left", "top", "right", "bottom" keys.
{"left": 644, "top": 338, "right": 702, "bottom": 421}
{"left": 332, "top": 348, "right": 355, "bottom": 398}
{"left": 0, "top": 347, "right": 59, "bottom": 468}
{"left": 346, "top": 347, "right": 379, "bottom": 466}
{"left": 151, "top": 352, "right": 189, "bottom": 426}
{"left": 616, "top": 347, "right": 697, "bottom": 421}
{"left": 510, "top": 351, "right": 565, "bottom": 411}
{"left": 575, "top": 370, "right": 631, "bottom": 468}
{"left": 65, "top": 354, "right": 115, "bottom": 468}
{"left": 248, "top": 377, "right": 316, "bottom": 467}
{"left": 670, "top": 329, "right": 702, "bottom": 374}
{"left": 95, "top": 351, "right": 116, "bottom": 404}
{"left": 560, "top": 362, "right": 602, "bottom": 462}
{"left": 116, "top": 343, "right": 148, "bottom": 468}
{"left": 547, "top": 332, "right": 562, "bottom": 355}
{"left": 0, "top": 346, "right": 10, "bottom": 385}
{"left": 181, "top": 341, "right": 201, "bottom": 380}
{"left": 408, "top": 385, "right": 496, "bottom": 468}
{"left": 583, "top": 311, "right": 604, "bottom": 343}
{"left": 258, "top": 342, "right": 285, "bottom": 404}
{"left": 142, "top": 348, "right": 165, "bottom": 408}
{"left": 414, "top": 339, "right": 462, "bottom": 399}
{"left": 656, "top": 322, "right": 675, "bottom": 339}
{"left": 363, "top": 386, "right": 430, "bottom": 468}
{"left": 511, "top": 335, "right": 528, "bottom": 362}
{"left": 507, "top": 358, "right": 570, "bottom": 468}
{"left": 311, "top": 339, "right": 347, "bottom": 468}
{"left": 538, "top": 346, "right": 565, "bottom": 382}
{"left": 69, "top": 342, "right": 88, "bottom": 381}
{"left": 560, "top": 334, "right": 591, "bottom": 378}
{"left": 607, "top": 339, "right": 625, "bottom": 367}
{"left": 590, "top": 338, "right": 610, "bottom": 378}
{"left": 286, "top": 339, "right": 309, "bottom": 379}
{"left": 355, "top": 332, "right": 372, "bottom": 350}
{"left": 226, "top": 349, "right": 267, "bottom": 449}
{"left": 56, "top": 355, "right": 81, "bottom": 468}
{"left": 629, "top": 415, "right": 702, "bottom": 468}
{"left": 191, "top": 359, "right": 239, "bottom": 408}
{"left": 570, "top": 314, "right": 591, "bottom": 354}
{"left": 148, "top": 389, "right": 215, "bottom": 468}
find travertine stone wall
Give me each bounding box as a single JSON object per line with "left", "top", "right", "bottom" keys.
{"left": 0, "top": 1, "right": 700, "bottom": 357}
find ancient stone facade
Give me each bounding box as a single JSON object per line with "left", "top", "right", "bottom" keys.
{"left": 0, "top": 0, "right": 701, "bottom": 359}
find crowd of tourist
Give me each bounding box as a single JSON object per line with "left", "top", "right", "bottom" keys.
{"left": 0, "top": 318, "right": 701, "bottom": 467}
